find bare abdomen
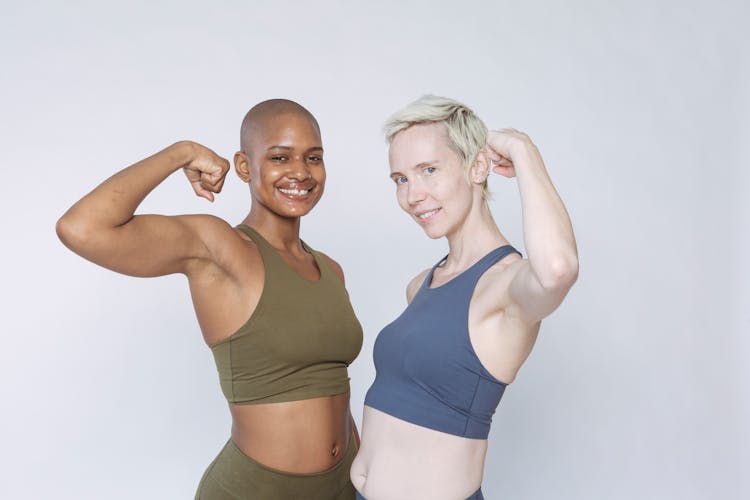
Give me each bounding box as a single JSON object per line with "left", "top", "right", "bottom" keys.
{"left": 352, "top": 406, "right": 487, "bottom": 500}
{"left": 229, "top": 392, "right": 353, "bottom": 474}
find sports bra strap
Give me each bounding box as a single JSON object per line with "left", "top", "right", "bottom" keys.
{"left": 420, "top": 245, "right": 522, "bottom": 293}
{"left": 236, "top": 224, "right": 326, "bottom": 280}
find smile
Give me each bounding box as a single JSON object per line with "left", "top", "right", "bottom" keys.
{"left": 415, "top": 208, "right": 441, "bottom": 221}
{"left": 278, "top": 187, "right": 311, "bottom": 196}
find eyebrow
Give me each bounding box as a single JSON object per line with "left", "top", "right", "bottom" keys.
{"left": 267, "top": 145, "right": 324, "bottom": 153}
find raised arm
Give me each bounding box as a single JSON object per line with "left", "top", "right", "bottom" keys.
{"left": 486, "top": 129, "right": 578, "bottom": 322}
{"left": 56, "top": 141, "right": 231, "bottom": 278}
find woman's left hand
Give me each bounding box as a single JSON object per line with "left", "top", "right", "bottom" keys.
{"left": 485, "top": 129, "right": 537, "bottom": 178}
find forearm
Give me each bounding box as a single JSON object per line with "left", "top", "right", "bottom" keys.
{"left": 513, "top": 144, "right": 578, "bottom": 288}
{"left": 59, "top": 141, "right": 193, "bottom": 232}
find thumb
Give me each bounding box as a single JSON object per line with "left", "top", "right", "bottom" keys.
{"left": 191, "top": 181, "right": 215, "bottom": 202}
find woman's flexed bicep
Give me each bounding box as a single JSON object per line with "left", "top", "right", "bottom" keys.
{"left": 61, "top": 213, "right": 230, "bottom": 277}
{"left": 56, "top": 141, "right": 231, "bottom": 277}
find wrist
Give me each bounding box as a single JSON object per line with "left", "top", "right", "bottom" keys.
{"left": 508, "top": 136, "right": 538, "bottom": 159}
{"left": 166, "top": 141, "right": 196, "bottom": 169}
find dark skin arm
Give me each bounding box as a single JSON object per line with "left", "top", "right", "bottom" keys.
{"left": 56, "top": 141, "right": 232, "bottom": 278}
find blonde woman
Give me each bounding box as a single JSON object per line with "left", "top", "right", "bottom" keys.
{"left": 351, "top": 95, "right": 578, "bottom": 499}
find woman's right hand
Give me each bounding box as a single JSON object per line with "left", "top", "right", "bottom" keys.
{"left": 181, "top": 142, "right": 231, "bottom": 202}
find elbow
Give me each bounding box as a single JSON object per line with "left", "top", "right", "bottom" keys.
{"left": 56, "top": 213, "right": 93, "bottom": 252}
{"left": 537, "top": 254, "right": 579, "bottom": 290}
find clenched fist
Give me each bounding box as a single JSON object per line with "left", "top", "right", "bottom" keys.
{"left": 180, "top": 141, "right": 231, "bottom": 202}
{"left": 485, "top": 129, "right": 537, "bottom": 179}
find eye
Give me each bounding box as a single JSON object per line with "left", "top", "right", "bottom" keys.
{"left": 271, "top": 155, "right": 288, "bottom": 161}
{"left": 393, "top": 175, "right": 407, "bottom": 185}
{"left": 424, "top": 166, "right": 436, "bottom": 175}
{"left": 307, "top": 155, "right": 322, "bottom": 162}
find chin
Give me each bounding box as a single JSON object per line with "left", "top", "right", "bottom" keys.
{"left": 280, "top": 206, "right": 317, "bottom": 219}
{"left": 276, "top": 197, "right": 321, "bottom": 217}
{"left": 421, "top": 226, "right": 446, "bottom": 240}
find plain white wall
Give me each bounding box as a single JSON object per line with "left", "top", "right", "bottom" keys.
{"left": 1, "top": 1, "right": 747, "bottom": 498}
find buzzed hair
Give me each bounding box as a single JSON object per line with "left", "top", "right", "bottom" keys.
{"left": 240, "top": 99, "right": 320, "bottom": 152}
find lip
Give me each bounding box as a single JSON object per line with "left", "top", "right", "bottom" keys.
{"left": 413, "top": 207, "right": 441, "bottom": 224}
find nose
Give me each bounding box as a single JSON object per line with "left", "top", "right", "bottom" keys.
{"left": 406, "top": 179, "right": 426, "bottom": 206}
{"left": 286, "top": 156, "right": 312, "bottom": 181}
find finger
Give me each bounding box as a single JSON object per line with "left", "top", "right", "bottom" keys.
{"left": 486, "top": 132, "right": 514, "bottom": 154}
{"left": 191, "top": 181, "right": 215, "bottom": 202}
{"left": 183, "top": 166, "right": 201, "bottom": 183}
{"left": 492, "top": 163, "right": 514, "bottom": 172}
{"left": 212, "top": 158, "right": 231, "bottom": 181}
{"left": 191, "top": 154, "right": 226, "bottom": 174}
{"left": 492, "top": 165, "right": 516, "bottom": 178}
{"left": 200, "top": 177, "right": 221, "bottom": 194}
{"left": 186, "top": 168, "right": 215, "bottom": 197}
{"left": 496, "top": 157, "right": 514, "bottom": 167}
{"left": 219, "top": 156, "right": 231, "bottom": 173}
{"left": 213, "top": 173, "right": 227, "bottom": 193}
{"left": 202, "top": 173, "right": 225, "bottom": 193}
{"left": 488, "top": 154, "right": 512, "bottom": 167}
{"left": 205, "top": 156, "right": 230, "bottom": 176}
{"left": 484, "top": 147, "right": 503, "bottom": 162}
{"left": 202, "top": 170, "right": 228, "bottom": 192}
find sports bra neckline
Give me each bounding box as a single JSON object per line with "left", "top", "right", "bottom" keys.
{"left": 237, "top": 224, "right": 323, "bottom": 284}
{"left": 424, "top": 245, "right": 517, "bottom": 291}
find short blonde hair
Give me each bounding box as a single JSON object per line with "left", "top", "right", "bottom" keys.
{"left": 384, "top": 95, "right": 489, "bottom": 199}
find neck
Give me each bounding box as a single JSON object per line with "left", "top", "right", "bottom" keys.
{"left": 241, "top": 208, "right": 304, "bottom": 252}
{"left": 443, "top": 198, "right": 508, "bottom": 271}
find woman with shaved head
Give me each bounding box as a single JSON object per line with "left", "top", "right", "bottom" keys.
{"left": 57, "top": 99, "right": 363, "bottom": 499}
{"left": 350, "top": 95, "right": 578, "bottom": 499}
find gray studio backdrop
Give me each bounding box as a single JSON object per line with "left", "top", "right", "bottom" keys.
{"left": 1, "top": 1, "right": 747, "bottom": 499}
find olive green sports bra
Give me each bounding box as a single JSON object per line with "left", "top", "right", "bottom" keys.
{"left": 210, "top": 224, "right": 363, "bottom": 404}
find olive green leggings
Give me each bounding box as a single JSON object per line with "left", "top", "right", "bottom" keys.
{"left": 195, "top": 435, "right": 357, "bottom": 500}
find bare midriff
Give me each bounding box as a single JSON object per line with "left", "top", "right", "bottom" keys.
{"left": 229, "top": 392, "right": 353, "bottom": 474}
{"left": 351, "top": 406, "right": 487, "bottom": 499}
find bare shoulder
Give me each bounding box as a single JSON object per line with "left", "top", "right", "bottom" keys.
{"left": 315, "top": 250, "right": 346, "bottom": 284}
{"left": 406, "top": 268, "right": 431, "bottom": 303}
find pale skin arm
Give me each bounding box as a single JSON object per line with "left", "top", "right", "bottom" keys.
{"left": 56, "top": 141, "right": 231, "bottom": 278}
{"left": 484, "top": 129, "right": 579, "bottom": 323}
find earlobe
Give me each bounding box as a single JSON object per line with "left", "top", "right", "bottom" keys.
{"left": 234, "top": 151, "right": 251, "bottom": 183}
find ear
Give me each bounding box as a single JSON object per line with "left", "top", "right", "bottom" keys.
{"left": 470, "top": 149, "right": 491, "bottom": 184}
{"left": 234, "top": 151, "right": 251, "bottom": 183}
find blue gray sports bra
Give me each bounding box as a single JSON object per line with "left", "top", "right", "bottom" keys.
{"left": 364, "top": 245, "right": 522, "bottom": 439}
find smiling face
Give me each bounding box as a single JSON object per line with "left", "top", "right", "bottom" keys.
{"left": 240, "top": 111, "right": 325, "bottom": 219}
{"left": 389, "top": 122, "right": 475, "bottom": 239}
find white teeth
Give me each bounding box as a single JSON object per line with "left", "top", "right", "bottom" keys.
{"left": 418, "top": 209, "right": 438, "bottom": 219}
{"left": 278, "top": 187, "right": 310, "bottom": 195}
